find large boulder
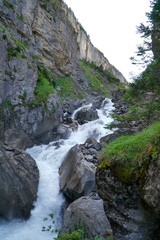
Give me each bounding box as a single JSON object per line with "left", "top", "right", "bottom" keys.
{"left": 0, "top": 146, "right": 39, "bottom": 220}
{"left": 61, "top": 196, "right": 112, "bottom": 239}
{"left": 74, "top": 107, "right": 99, "bottom": 125}
{"left": 59, "top": 144, "right": 96, "bottom": 200}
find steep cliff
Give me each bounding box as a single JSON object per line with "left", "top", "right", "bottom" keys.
{"left": 62, "top": 3, "right": 126, "bottom": 83}
{"left": 0, "top": 0, "right": 126, "bottom": 149}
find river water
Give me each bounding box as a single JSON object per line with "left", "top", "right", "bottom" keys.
{"left": 0, "top": 98, "right": 114, "bottom": 240}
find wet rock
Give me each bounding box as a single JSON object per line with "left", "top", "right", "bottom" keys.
{"left": 59, "top": 144, "right": 96, "bottom": 200}
{"left": 74, "top": 107, "right": 99, "bottom": 125}
{"left": 61, "top": 196, "right": 112, "bottom": 239}
{"left": 63, "top": 117, "right": 78, "bottom": 131}
{"left": 64, "top": 100, "right": 82, "bottom": 115}
{"left": 91, "top": 96, "right": 105, "bottom": 110}
{"left": 54, "top": 124, "right": 71, "bottom": 140}
{"left": 0, "top": 146, "right": 39, "bottom": 220}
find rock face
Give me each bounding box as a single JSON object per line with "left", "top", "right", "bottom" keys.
{"left": 0, "top": 146, "right": 39, "bottom": 220}
{"left": 96, "top": 161, "right": 160, "bottom": 240}
{"left": 61, "top": 196, "right": 112, "bottom": 239}
{"left": 59, "top": 144, "right": 96, "bottom": 200}
{"left": 141, "top": 154, "right": 160, "bottom": 216}
{"left": 63, "top": 5, "right": 126, "bottom": 83}
{"left": 0, "top": 0, "right": 126, "bottom": 148}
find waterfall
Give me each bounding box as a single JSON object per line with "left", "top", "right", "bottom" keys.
{"left": 0, "top": 98, "right": 114, "bottom": 240}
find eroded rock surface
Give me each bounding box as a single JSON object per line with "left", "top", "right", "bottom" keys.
{"left": 96, "top": 164, "right": 160, "bottom": 240}
{"left": 0, "top": 146, "right": 39, "bottom": 220}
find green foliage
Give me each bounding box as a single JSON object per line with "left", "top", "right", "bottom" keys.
{"left": 17, "top": 14, "right": 24, "bottom": 22}
{"left": 2, "top": 33, "right": 7, "bottom": 40}
{"left": 55, "top": 76, "right": 85, "bottom": 99}
{"left": 29, "top": 53, "right": 42, "bottom": 61}
{"left": 79, "top": 59, "right": 108, "bottom": 95}
{"left": 80, "top": 59, "right": 120, "bottom": 89}
{"left": 5, "top": 70, "right": 12, "bottom": 76}
{"left": 0, "top": 25, "right": 26, "bottom": 50}
{"left": 116, "top": 56, "right": 160, "bottom": 128}
{"left": 0, "top": 100, "right": 14, "bottom": 121}
{"left": 99, "top": 121, "right": 160, "bottom": 183}
{"left": 0, "top": 25, "right": 27, "bottom": 61}
{"left": 55, "top": 229, "right": 84, "bottom": 240}
{"left": 108, "top": 99, "right": 160, "bottom": 128}
{"left": 34, "top": 65, "right": 54, "bottom": 100}
{"left": 22, "top": 39, "right": 29, "bottom": 48}
{"left": 3, "top": 0, "right": 14, "bottom": 9}
{"left": 42, "top": 214, "right": 112, "bottom": 240}
{"left": 7, "top": 46, "right": 27, "bottom": 60}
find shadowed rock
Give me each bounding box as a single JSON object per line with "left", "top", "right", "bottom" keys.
{"left": 0, "top": 146, "right": 39, "bottom": 220}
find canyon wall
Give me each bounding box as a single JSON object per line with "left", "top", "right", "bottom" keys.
{"left": 0, "top": 0, "right": 126, "bottom": 149}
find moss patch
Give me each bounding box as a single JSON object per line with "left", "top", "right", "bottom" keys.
{"left": 34, "top": 65, "right": 54, "bottom": 101}
{"left": 99, "top": 121, "right": 160, "bottom": 184}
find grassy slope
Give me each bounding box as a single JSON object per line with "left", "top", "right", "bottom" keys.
{"left": 99, "top": 121, "right": 160, "bottom": 184}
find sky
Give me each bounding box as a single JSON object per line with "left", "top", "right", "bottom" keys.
{"left": 64, "top": 0, "right": 151, "bottom": 82}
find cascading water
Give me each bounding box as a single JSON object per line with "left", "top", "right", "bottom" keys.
{"left": 0, "top": 98, "right": 114, "bottom": 240}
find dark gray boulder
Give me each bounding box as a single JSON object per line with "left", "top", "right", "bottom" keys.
{"left": 61, "top": 196, "right": 112, "bottom": 239}
{"left": 0, "top": 146, "right": 39, "bottom": 220}
{"left": 74, "top": 107, "right": 99, "bottom": 125}
{"left": 91, "top": 96, "right": 105, "bottom": 110}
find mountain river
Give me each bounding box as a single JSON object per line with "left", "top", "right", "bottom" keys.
{"left": 0, "top": 98, "right": 114, "bottom": 240}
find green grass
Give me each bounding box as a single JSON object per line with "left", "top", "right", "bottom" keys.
{"left": 99, "top": 121, "right": 160, "bottom": 183}
{"left": 55, "top": 76, "right": 85, "bottom": 99}
{"left": 34, "top": 66, "right": 54, "bottom": 100}
{"left": 79, "top": 59, "right": 109, "bottom": 95}
{"left": 0, "top": 25, "right": 26, "bottom": 51}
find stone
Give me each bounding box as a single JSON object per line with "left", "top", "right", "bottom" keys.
{"left": 96, "top": 167, "right": 160, "bottom": 240}
{"left": 61, "top": 196, "right": 112, "bottom": 239}
{"left": 0, "top": 146, "right": 39, "bottom": 220}
{"left": 74, "top": 107, "right": 99, "bottom": 125}
{"left": 142, "top": 154, "right": 160, "bottom": 216}
{"left": 100, "top": 133, "right": 118, "bottom": 144}
{"left": 91, "top": 96, "right": 105, "bottom": 110}
{"left": 55, "top": 124, "right": 71, "bottom": 140}
{"left": 59, "top": 144, "right": 96, "bottom": 200}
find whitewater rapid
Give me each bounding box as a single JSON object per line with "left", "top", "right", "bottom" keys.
{"left": 0, "top": 98, "right": 114, "bottom": 240}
